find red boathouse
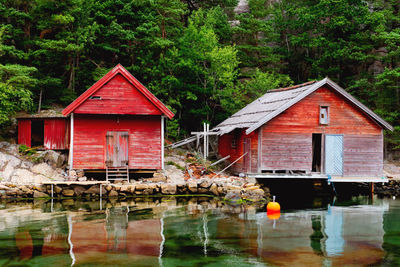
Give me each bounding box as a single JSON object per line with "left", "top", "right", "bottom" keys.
{"left": 214, "top": 78, "right": 393, "bottom": 182}
{"left": 17, "top": 109, "right": 69, "bottom": 150}
{"left": 61, "top": 64, "right": 174, "bottom": 174}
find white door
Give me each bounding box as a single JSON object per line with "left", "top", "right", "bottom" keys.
{"left": 325, "top": 135, "right": 343, "bottom": 176}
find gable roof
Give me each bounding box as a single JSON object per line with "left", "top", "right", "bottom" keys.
{"left": 213, "top": 77, "right": 393, "bottom": 135}
{"left": 62, "top": 64, "right": 174, "bottom": 119}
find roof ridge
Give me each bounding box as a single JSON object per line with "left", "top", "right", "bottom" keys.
{"left": 267, "top": 80, "right": 317, "bottom": 93}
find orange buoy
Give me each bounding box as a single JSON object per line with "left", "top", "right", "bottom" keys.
{"left": 267, "top": 211, "right": 281, "bottom": 220}
{"left": 267, "top": 196, "right": 281, "bottom": 213}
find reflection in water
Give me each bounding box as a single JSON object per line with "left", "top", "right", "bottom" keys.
{"left": 0, "top": 197, "right": 399, "bottom": 266}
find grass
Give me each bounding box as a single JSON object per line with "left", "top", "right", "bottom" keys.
{"left": 166, "top": 161, "right": 186, "bottom": 171}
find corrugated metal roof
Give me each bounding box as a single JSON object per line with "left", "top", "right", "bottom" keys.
{"left": 213, "top": 78, "right": 393, "bottom": 135}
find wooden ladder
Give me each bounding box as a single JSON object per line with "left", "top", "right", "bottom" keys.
{"left": 106, "top": 166, "right": 129, "bottom": 182}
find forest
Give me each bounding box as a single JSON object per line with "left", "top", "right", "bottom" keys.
{"left": 0, "top": 0, "right": 399, "bottom": 149}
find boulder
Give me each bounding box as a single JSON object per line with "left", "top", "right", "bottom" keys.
{"left": 34, "top": 190, "right": 49, "bottom": 198}
{"left": 142, "top": 188, "right": 154, "bottom": 195}
{"left": 225, "top": 190, "right": 241, "bottom": 202}
{"left": 78, "top": 176, "right": 87, "bottom": 182}
{"left": 210, "top": 183, "right": 219, "bottom": 196}
{"left": 85, "top": 185, "right": 106, "bottom": 195}
{"left": 146, "top": 173, "right": 167, "bottom": 183}
{"left": 0, "top": 152, "right": 21, "bottom": 180}
{"left": 108, "top": 190, "right": 119, "bottom": 197}
{"left": 9, "top": 169, "right": 35, "bottom": 184}
{"left": 188, "top": 182, "right": 198, "bottom": 193}
{"left": 128, "top": 185, "right": 135, "bottom": 193}
{"left": 197, "top": 188, "right": 209, "bottom": 194}
{"left": 31, "top": 163, "right": 64, "bottom": 180}
{"left": 54, "top": 186, "right": 63, "bottom": 194}
{"left": 1, "top": 143, "right": 19, "bottom": 156}
{"left": 19, "top": 185, "right": 30, "bottom": 192}
{"left": 135, "top": 184, "right": 148, "bottom": 191}
{"left": 105, "top": 185, "right": 113, "bottom": 191}
{"left": 199, "top": 179, "right": 211, "bottom": 188}
{"left": 33, "top": 175, "right": 52, "bottom": 184}
{"left": 39, "top": 150, "right": 66, "bottom": 168}
{"left": 161, "top": 183, "right": 177, "bottom": 195}
{"left": 76, "top": 169, "right": 85, "bottom": 178}
{"left": 62, "top": 189, "right": 75, "bottom": 197}
{"left": 73, "top": 185, "right": 86, "bottom": 196}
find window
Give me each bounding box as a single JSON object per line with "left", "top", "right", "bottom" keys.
{"left": 231, "top": 138, "right": 237, "bottom": 149}
{"left": 89, "top": 96, "right": 101, "bottom": 100}
{"left": 320, "top": 106, "right": 329, "bottom": 125}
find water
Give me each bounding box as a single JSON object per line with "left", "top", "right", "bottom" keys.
{"left": 0, "top": 196, "right": 399, "bottom": 266}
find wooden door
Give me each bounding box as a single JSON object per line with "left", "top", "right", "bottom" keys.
{"left": 18, "top": 119, "right": 31, "bottom": 147}
{"left": 243, "top": 138, "right": 251, "bottom": 173}
{"left": 325, "top": 135, "right": 343, "bottom": 176}
{"left": 106, "top": 131, "right": 129, "bottom": 167}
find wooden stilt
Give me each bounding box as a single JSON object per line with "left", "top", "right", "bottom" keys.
{"left": 370, "top": 182, "right": 374, "bottom": 202}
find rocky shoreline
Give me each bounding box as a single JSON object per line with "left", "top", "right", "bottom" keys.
{"left": 375, "top": 180, "right": 400, "bottom": 197}
{"left": 0, "top": 178, "right": 269, "bottom": 203}
{"left": 0, "top": 142, "right": 270, "bottom": 203}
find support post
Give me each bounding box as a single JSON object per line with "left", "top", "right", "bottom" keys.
{"left": 203, "top": 123, "right": 206, "bottom": 160}
{"left": 370, "top": 182, "right": 374, "bottom": 201}
{"left": 161, "top": 116, "right": 165, "bottom": 170}
{"left": 206, "top": 123, "right": 209, "bottom": 158}
{"left": 68, "top": 113, "right": 74, "bottom": 172}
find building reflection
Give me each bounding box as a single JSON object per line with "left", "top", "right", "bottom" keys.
{"left": 1, "top": 197, "right": 398, "bottom": 266}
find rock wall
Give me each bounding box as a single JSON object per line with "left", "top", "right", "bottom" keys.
{"left": 0, "top": 142, "right": 66, "bottom": 184}
{"left": 0, "top": 178, "right": 269, "bottom": 203}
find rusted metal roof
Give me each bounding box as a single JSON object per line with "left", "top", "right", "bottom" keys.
{"left": 214, "top": 77, "right": 393, "bottom": 135}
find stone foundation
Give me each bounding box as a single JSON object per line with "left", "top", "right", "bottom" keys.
{"left": 0, "top": 179, "right": 270, "bottom": 203}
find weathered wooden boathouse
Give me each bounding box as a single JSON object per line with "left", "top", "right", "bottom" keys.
{"left": 214, "top": 78, "right": 393, "bottom": 182}
{"left": 17, "top": 109, "right": 69, "bottom": 150}
{"left": 62, "top": 64, "right": 174, "bottom": 175}
{"left": 18, "top": 64, "right": 174, "bottom": 178}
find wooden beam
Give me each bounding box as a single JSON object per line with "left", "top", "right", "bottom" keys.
{"left": 210, "top": 155, "right": 230, "bottom": 167}
{"left": 161, "top": 115, "right": 164, "bottom": 170}
{"left": 191, "top": 132, "right": 219, "bottom": 135}
{"left": 212, "top": 152, "right": 248, "bottom": 178}
{"left": 68, "top": 113, "right": 74, "bottom": 171}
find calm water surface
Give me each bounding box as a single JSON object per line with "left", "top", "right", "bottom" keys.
{"left": 0, "top": 196, "right": 399, "bottom": 266}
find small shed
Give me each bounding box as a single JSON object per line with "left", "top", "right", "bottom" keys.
{"left": 62, "top": 64, "right": 174, "bottom": 174}
{"left": 214, "top": 78, "right": 393, "bottom": 182}
{"left": 17, "top": 109, "right": 69, "bottom": 150}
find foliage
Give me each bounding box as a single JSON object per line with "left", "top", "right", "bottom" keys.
{"left": 0, "top": 0, "right": 399, "bottom": 150}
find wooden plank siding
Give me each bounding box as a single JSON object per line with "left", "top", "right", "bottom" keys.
{"left": 73, "top": 114, "right": 161, "bottom": 170}
{"left": 18, "top": 119, "right": 31, "bottom": 147}
{"left": 260, "top": 133, "right": 312, "bottom": 172}
{"left": 219, "top": 86, "right": 384, "bottom": 178}
{"left": 44, "top": 119, "right": 69, "bottom": 150}
{"left": 74, "top": 74, "right": 162, "bottom": 116}
{"left": 218, "top": 129, "right": 259, "bottom": 173}
{"left": 343, "top": 134, "right": 383, "bottom": 177}
{"left": 259, "top": 87, "right": 382, "bottom": 177}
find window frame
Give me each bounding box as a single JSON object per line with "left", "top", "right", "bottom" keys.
{"left": 319, "top": 105, "right": 329, "bottom": 125}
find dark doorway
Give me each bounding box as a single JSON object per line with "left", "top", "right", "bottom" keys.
{"left": 312, "top": 134, "right": 322, "bottom": 172}
{"left": 31, "top": 120, "right": 44, "bottom": 147}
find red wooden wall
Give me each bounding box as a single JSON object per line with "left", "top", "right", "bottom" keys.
{"left": 219, "top": 86, "right": 384, "bottom": 177}
{"left": 44, "top": 119, "right": 68, "bottom": 150}
{"left": 73, "top": 114, "right": 161, "bottom": 170}
{"left": 218, "top": 129, "right": 258, "bottom": 173}
{"left": 74, "top": 74, "right": 162, "bottom": 116}
{"left": 18, "top": 119, "right": 31, "bottom": 147}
